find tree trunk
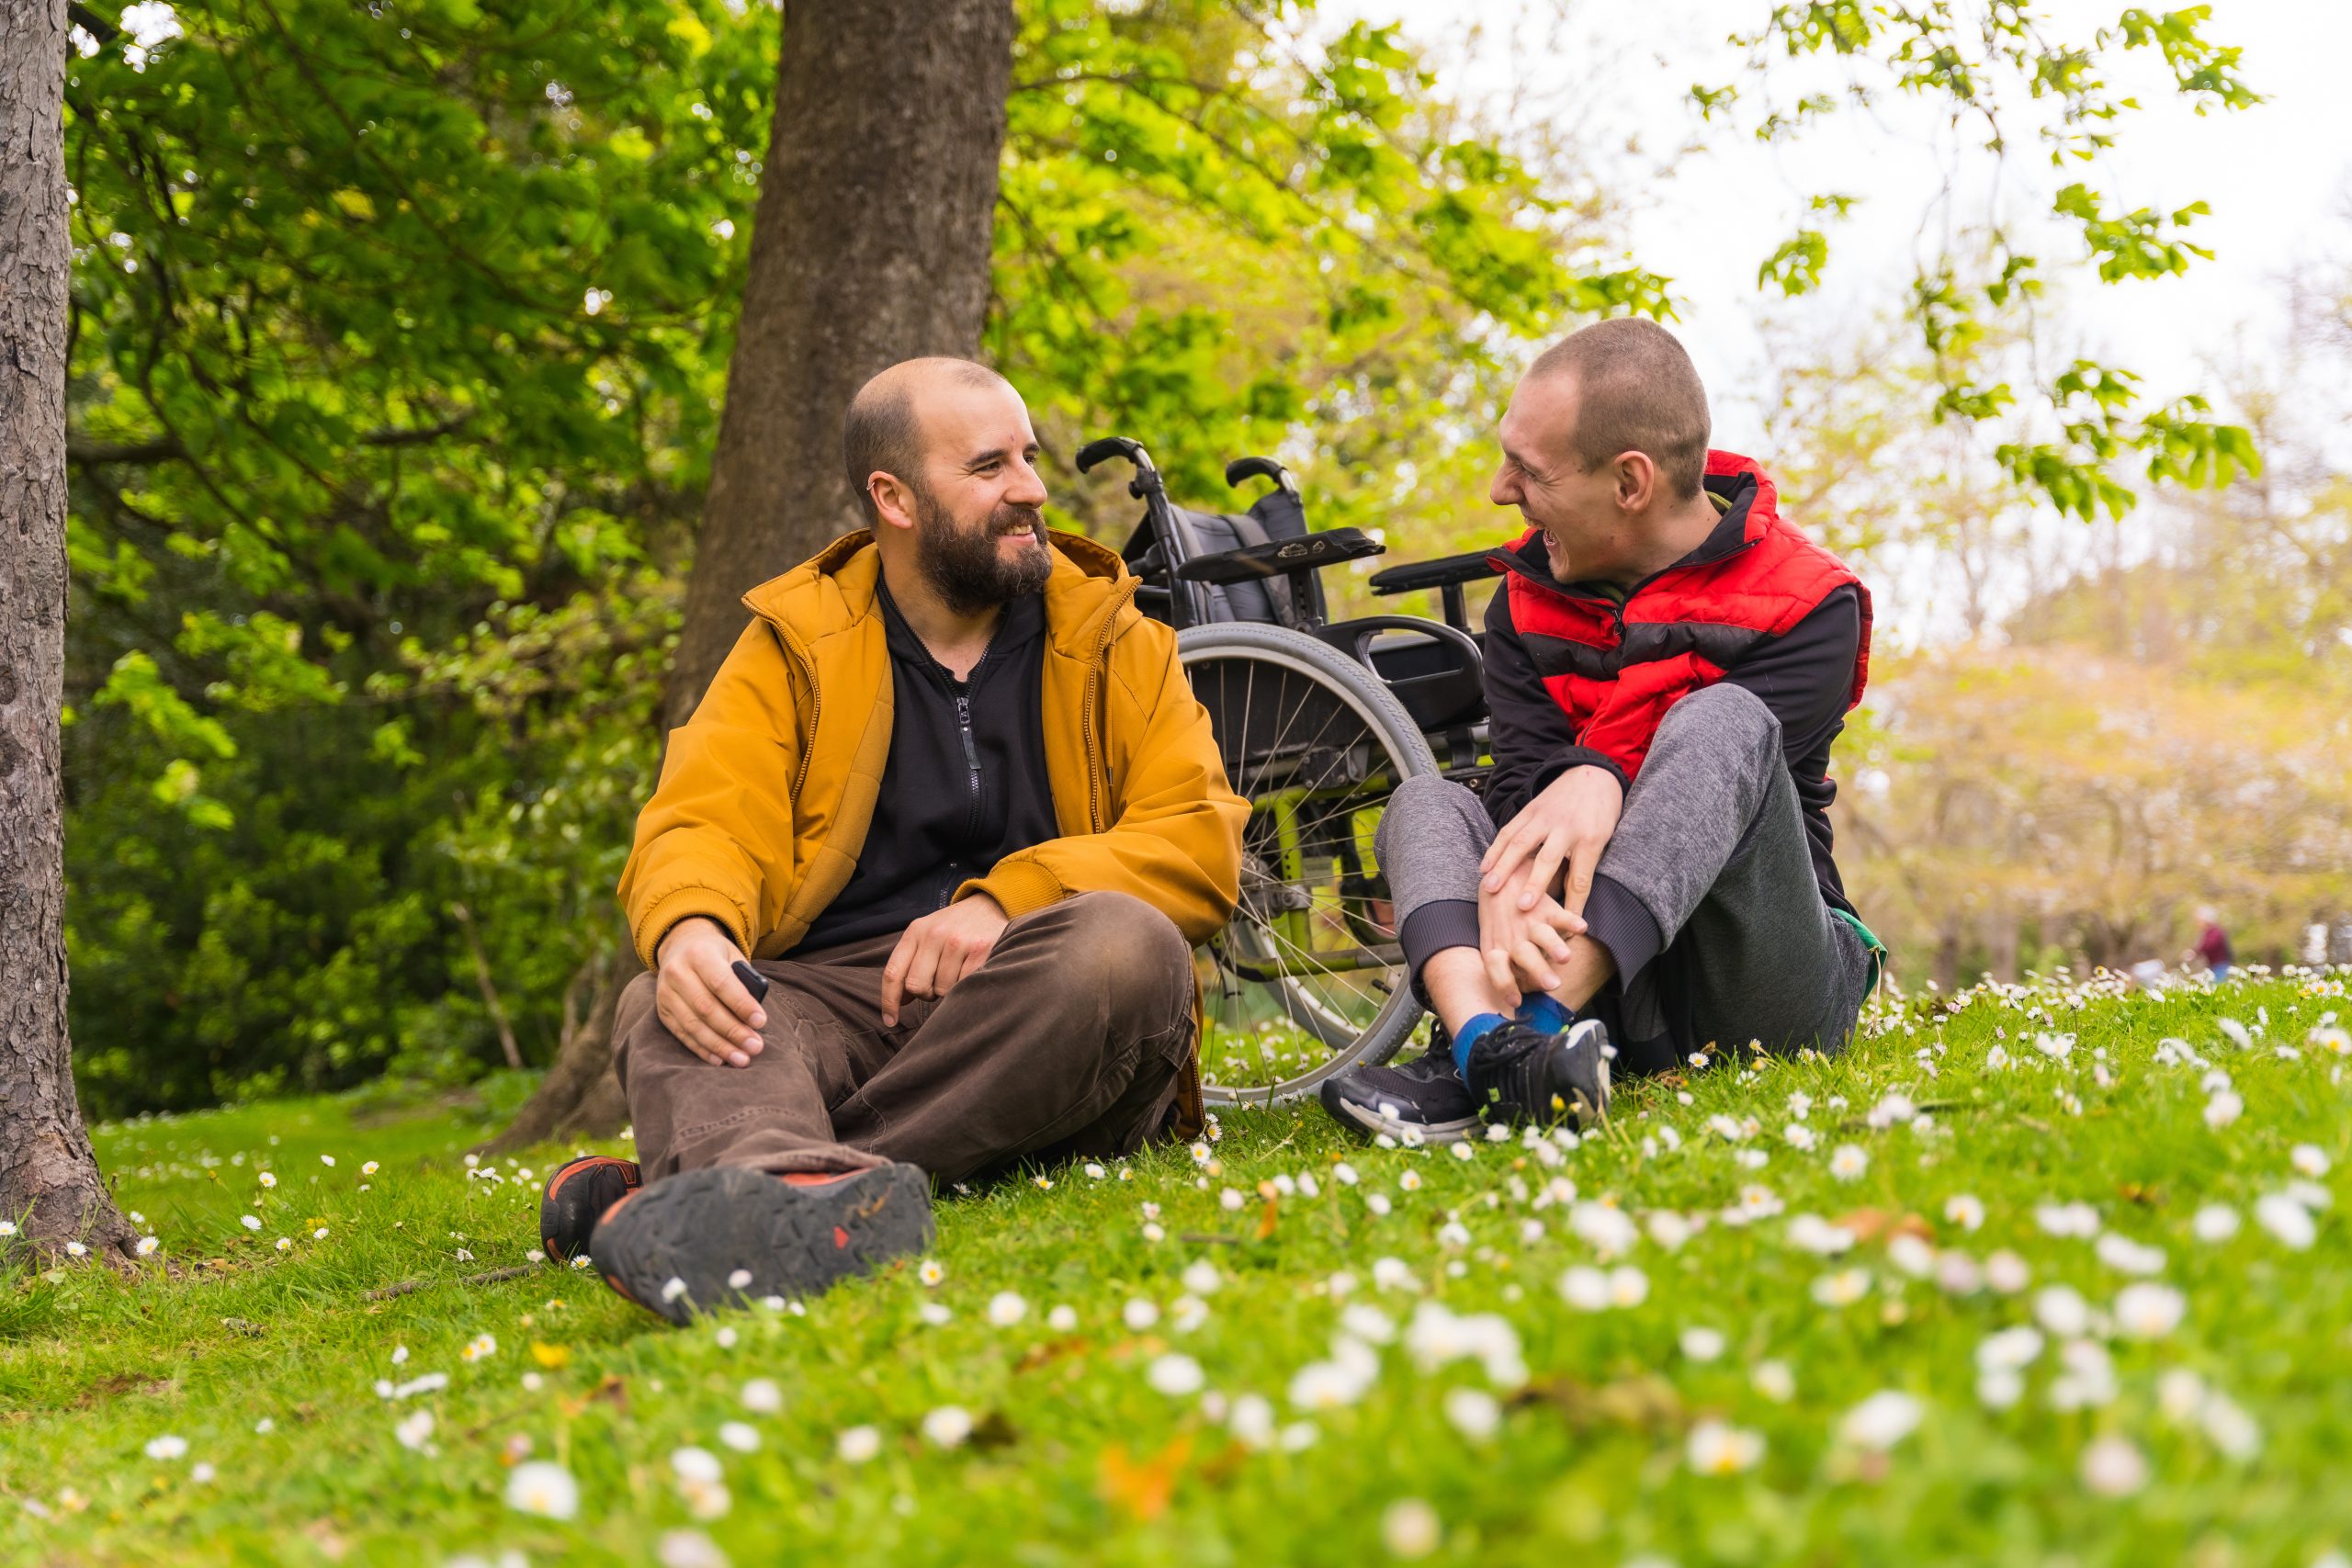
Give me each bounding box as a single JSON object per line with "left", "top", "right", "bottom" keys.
{"left": 485, "top": 0, "right": 1015, "bottom": 1152}
{"left": 1985, "top": 908, "right": 2019, "bottom": 985}
{"left": 664, "top": 0, "right": 1014, "bottom": 728}
{"left": 0, "top": 0, "right": 139, "bottom": 1262}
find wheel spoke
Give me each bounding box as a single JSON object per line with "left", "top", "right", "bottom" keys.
{"left": 1180, "top": 632, "right": 1433, "bottom": 1100}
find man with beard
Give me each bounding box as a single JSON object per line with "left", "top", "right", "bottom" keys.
{"left": 550, "top": 357, "right": 1246, "bottom": 1322}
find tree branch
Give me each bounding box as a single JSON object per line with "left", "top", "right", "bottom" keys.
{"left": 67, "top": 412, "right": 475, "bottom": 466}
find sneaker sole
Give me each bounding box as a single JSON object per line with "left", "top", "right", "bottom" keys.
{"left": 1317, "top": 1079, "right": 1483, "bottom": 1145}
{"left": 588, "top": 1165, "right": 933, "bottom": 1325}
{"left": 1575, "top": 1019, "right": 1613, "bottom": 1122}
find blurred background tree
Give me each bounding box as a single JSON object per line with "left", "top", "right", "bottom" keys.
{"left": 1772, "top": 264, "right": 2352, "bottom": 984}
{"left": 56, "top": 0, "right": 2288, "bottom": 1117}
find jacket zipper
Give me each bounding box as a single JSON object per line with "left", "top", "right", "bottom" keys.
{"left": 949, "top": 631, "right": 1002, "bottom": 844}
{"left": 955, "top": 690, "right": 982, "bottom": 838}
{"left": 769, "top": 623, "right": 820, "bottom": 800}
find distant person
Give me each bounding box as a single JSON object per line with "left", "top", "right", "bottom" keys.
{"left": 2195, "top": 907, "right": 2233, "bottom": 983}
{"left": 2331, "top": 910, "right": 2352, "bottom": 969}
{"left": 539, "top": 358, "right": 1245, "bottom": 1322}
{"left": 1318, "top": 319, "right": 1882, "bottom": 1143}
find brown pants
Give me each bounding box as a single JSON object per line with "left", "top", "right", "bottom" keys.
{"left": 613, "top": 892, "right": 1197, "bottom": 1187}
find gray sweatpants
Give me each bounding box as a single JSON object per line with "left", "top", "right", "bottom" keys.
{"left": 1374, "top": 683, "right": 1871, "bottom": 1074}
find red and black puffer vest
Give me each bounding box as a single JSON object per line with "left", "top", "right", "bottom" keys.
{"left": 1495, "top": 450, "right": 1871, "bottom": 783}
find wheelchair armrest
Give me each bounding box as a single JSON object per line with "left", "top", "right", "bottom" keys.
{"left": 1366, "top": 549, "right": 1503, "bottom": 597}
{"left": 1315, "top": 615, "right": 1483, "bottom": 674}
{"left": 1172, "top": 526, "right": 1385, "bottom": 586}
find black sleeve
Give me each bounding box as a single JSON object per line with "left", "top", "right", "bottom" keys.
{"left": 1719, "top": 583, "right": 1861, "bottom": 772}
{"left": 1480, "top": 583, "right": 1627, "bottom": 829}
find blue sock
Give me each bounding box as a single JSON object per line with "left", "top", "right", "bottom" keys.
{"left": 1517, "top": 994, "right": 1575, "bottom": 1035}
{"left": 1451, "top": 1012, "right": 1509, "bottom": 1076}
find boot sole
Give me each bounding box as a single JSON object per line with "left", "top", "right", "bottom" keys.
{"left": 588, "top": 1165, "right": 933, "bottom": 1325}
{"left": 538, "top": 1156, "right": 640, "bottom": 1262}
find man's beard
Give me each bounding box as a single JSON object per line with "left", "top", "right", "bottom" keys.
{"left": 911, "top": 485, "right": 1052, "bottom": 615}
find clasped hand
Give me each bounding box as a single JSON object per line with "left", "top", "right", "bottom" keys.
{"left": 1475, "top": 763, "right": 1623, "bottom": 995}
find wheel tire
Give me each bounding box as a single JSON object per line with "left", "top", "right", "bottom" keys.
{"left": 1178, "top": 621, "right": 1438, "bottom": 1106}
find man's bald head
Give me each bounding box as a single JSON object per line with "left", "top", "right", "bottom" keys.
{"left": 1526, "top": 319, "right": 1711, "bottom": 501}
{"left": 843, "top": 356, "right": 1017, "bottom": 525}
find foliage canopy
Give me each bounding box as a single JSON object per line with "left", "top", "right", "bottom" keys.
{"left": 58, "top": 0, "right": 2266, "bottom": 1111}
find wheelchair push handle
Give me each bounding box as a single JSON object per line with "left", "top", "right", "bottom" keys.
{"left": 1224, "top": 455, "right": 1299, "bottom": 497}
{"left": 1076, "top": 435, "right": 1166, "bottom": 500}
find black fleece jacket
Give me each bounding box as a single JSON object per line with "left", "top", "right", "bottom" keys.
{"left": 791, "top": 583, "right": 1057, "bottom": 955}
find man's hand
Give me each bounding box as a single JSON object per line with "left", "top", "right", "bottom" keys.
{"left": 1480, "top": 763, "right": 1623, "bottom": 916}
{"left": 880, "top": 894, "right": 1011, "bottom": 1027}
{"left": 655, "top": 917, "right": 768, "bottom": 1067}
{"left": 1479, "top": 869, "right": 1585, "bottom": 996}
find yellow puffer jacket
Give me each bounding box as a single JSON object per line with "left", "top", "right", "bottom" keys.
{"left": 616, "top": 528, "right": 1247, "bottom": 1126}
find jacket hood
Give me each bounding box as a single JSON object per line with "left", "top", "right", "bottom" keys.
{"left": 739, "top": 527, "right": 1136, "bottom": 660}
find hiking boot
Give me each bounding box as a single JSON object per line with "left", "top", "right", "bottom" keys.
{"left": 538, "top": 1155, "right": 642, "bottom": 1262}
{"left": 588, "top": 1164, "right": 933, "bottom": 1325}
{"left": 1319, "top": 1046, "right": 1480, "bottom": 1145}
{"left": 1464, "top": 1017, "right": 1612, "bottom": 1128}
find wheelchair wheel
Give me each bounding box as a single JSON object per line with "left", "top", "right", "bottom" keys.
{"left": 1178, "top": 622, "right": 1437, "bottom": 1105}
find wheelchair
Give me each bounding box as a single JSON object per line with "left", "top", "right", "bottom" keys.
{"left": 1076, "top": 435, "right": 1506, "bottom": 1106}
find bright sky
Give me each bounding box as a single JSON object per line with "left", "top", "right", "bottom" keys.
{"left": 1320, "top": 0, "right": 2352, "bottom": 639}
{"left": 1337, "top": 0, "right": 2352, "bottom": 433}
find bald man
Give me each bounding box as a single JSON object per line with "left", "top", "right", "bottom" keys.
{"left": 1319, "top": 320, "right": 1883, "bottom": 1144}
{"left": 545, "top": 358, "right": 1246, "bottom": 1322}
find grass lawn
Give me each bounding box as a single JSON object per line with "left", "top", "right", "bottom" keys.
{"left": 5, "top": 971, "right": 2350, "bottom": 1567}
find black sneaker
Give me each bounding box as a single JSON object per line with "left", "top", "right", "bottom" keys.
{"left": 1319, "top": 1047, "right": 1480, "bottom": 1145}
{"left": 1464, "top": 1018, "right": 1612, "bottom": 1127}
{"left": 588, "top": 1164, "right": 933, "bottom": 1325}
{"left": 538, "top": 1154, "right": 642, "bottom": 1262}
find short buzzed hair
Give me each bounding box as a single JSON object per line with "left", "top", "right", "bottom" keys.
{"left": 842, "top": 356, "right": 1012, "bottom": 525}
{"left": 1528, "top": 319, "right": 1710, "bottom": 501}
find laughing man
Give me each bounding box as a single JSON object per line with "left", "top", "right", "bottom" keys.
{"left": 1320, "top": 319, "right": 1883, "bottom": 1143}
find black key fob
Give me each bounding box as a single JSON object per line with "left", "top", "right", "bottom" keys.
{"left": 730, "top": 959, "right": 770, "bottom": 1002}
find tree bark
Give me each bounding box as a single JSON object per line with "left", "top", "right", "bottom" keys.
{"left": 0, "top": 0, "right": 139, "bottom": 1261}
{"left": 665, "top": 0, "right": 1015, "bottom": 728}
{"left": 485, "top": 0, "right": 1015, "bottom": 1152}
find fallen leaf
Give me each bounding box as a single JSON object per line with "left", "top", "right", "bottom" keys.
{"left": 1013, "top": 1336, "right": 1089, "bottom": 1374}
{"left": 1098, "top": 1434, "right": 1193, "bottom": 1521}
{"left": 1510, "top": 1375, "right": 1683, "bottom": 1433}
{"left": 1834, "top": 1208, "right": 1931, "bottom": 1244}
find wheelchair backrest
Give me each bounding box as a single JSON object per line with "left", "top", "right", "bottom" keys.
{"left": 1123, "top": 486, "right": 1323, "bottom": 629}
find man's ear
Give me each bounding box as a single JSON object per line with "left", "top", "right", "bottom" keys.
{"left": 1611, "top": 450, "right": 1658, "bottom": 513}
{"left": 868, "top": 472, "right": 920, "bottom": 534}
